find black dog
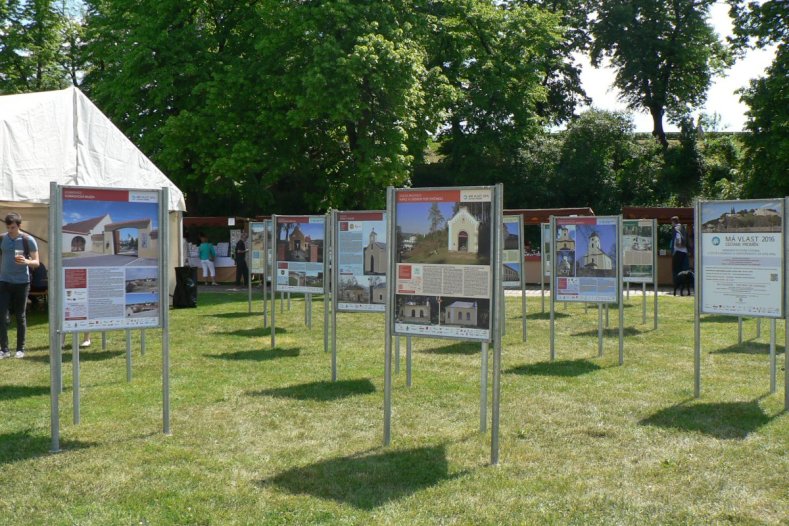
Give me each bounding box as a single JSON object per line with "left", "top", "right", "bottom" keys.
{"left": 673, "top": 270, "right": 694, "bottom": 296}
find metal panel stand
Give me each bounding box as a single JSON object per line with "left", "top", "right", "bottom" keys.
{"left": 72, "top": 333, "right": 80, "bottom": 425}
{"left": 395, "top": 335, "right": 400, "bottom": 374}
{"left": 694, "top": 204, "right": 701, "bottom": 398}
{"left": 406, "top": 336, "right": 412, "bottom": 387}
{"left": 480, "top": 342, "right": 488, "bottom": 433}
{"left": 642, "top": 283, "right": 647, "bottom": 325}
{"left": 769, "top": 319, "right": 776, "bottom": 394}
{"left": 125, "top": 330, "right": 132, "bottom": 382}
{"left": 597, "top": 304, "right": 603, "bottom": 357}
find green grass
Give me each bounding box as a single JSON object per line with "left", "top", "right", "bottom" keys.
{"left": 0, "top": 292, "right": 787, "bottom": 525}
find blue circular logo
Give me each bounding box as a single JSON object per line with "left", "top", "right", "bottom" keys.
{"left": 712, "top": 237, "right": 720, "bottom": 246}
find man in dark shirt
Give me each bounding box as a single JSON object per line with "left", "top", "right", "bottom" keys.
{"left": 235, "top": 231, "right": 249, "bottom": 287}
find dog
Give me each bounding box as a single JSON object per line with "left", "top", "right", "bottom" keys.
{"left": 673, "top": 270, "right": 694, "bottom": 296}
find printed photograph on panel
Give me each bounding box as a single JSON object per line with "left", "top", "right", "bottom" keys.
{"left": 395, "top": 295, "right": 439, "bottom": 325}
{"left": 555, "top": 224, "right": 575, "bottom": 277}
{"left": 337, "top": 274, "right": 386, "bottom": 305}
{"left": 441, "top": 297, "right": 490, "bottom": 330}
{"left": 503, "top": 220, "right": 520, "bottom": 250}
{"left": 62, "top": 200, "right": 159, "bottom": 267}
{"left": 574, "top": 223, "right": 617, "bottom": 278}
{"left": 125, "top": 292, "right": 159, "bottom": 318}
{"left": 125, "top": 267, "right": 158, "bottom": 293}
{"left": 503, "top": 263, "right": 521, "bottom": 283}
{"left": 363, "top": 223, "right": 387, "bottom": 276}
{"left": 396, "top": 201, "right": 491, "bottom": 266}
{"left": 623, "top": 221, "right": 653, "bottom": 279}
{"left": 701, "top": 200, "right": 782, "bottom": 233}
{"left": 276, "top": 221, "right": 324, "bottom": 263}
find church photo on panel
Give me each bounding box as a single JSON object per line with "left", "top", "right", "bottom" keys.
{"left": 396, "top": 201, "right": 491, "bottom": 266}
{"left": 574, "top": 223, "right": 617, "bottom": 278}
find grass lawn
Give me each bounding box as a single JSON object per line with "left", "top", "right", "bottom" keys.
{"left": 0, "top": 291, "right": 787, "bottom": 524}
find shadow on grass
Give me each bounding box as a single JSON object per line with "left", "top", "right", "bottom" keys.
{"left": 702, "top": 315, "right": 739, "bottom": 323}
{"left": 572, "top": 327, "right": 643, "bottom": 337}
{"left": 0, "top": 430, "right": 95, "bottom": 466}
{"left": 259, "top": 445, "right": 460, "bottom": 510}
{"left": 249, "top": 379, "right": 375, "bottom": 401}
{"left": 24, "top": 350, "right": 125, "bottom": 363}
{"left": 0, "top": 384, "right": 50, "bottom": 400}
{"left": 640, "top": 400, "right": 775, "bottom": 439}
{"left": 506, "top": 359, "right": 602, "bottom": 377}
{"left": 525, "top": 311, "right": 569, "bottom": 320}
{"left": 220, "top": 327, "right": 287, "bottom": 337}
{"left": 205, "top": 312, "right": 264, "bottom": 319}
{"left": 208, "top": 347, "right": 300, "bottom": 362}
{"left": 712, "top": 341, "right": 779, "bottom": 355}
{"left": 421, "top": 342, "right": 480, "bottom": 355}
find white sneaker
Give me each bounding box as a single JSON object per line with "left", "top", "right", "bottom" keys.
{"left": 15, "top": 350, "right": 24, "bottom": 358}
{"left": 80, "top": 340, "right": 92, "bottom": 348}
{"left": 0, "top": 350, "right": 8, "bottom": 359}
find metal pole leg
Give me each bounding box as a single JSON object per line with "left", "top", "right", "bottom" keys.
{"left": 769, "top": 319, "right": 776, "bottom": 394}
{"left": 480, "top": 342, "right": 488, "bottom": 433}
{"left": 72, "top": 333, "right": 80, "bottom": 425}
{"left": 598, "top": 304, "right": 603, "bottom": 358}
{"left": 126, "top": 330, "right": 132, "bottom": 382}
{"left": 395, "top": 335, "right": 400, "bottom": 374}
{"left": 406, "top": 336, "right": 412, "bottom": 387}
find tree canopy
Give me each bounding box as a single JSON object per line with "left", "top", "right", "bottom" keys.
{"left": 591, "top": 0, "right": 731, "bottom": 149}
{"left": 727, "top": 0, "right": 788, "bottom": 197}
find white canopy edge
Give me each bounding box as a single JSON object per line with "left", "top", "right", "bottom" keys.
{"left": 0, "top": 86, "right": 186, "bottom": 212}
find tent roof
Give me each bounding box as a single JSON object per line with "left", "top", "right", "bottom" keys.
{"left": 0, "top": 87, "right": 185, "bottom": 212}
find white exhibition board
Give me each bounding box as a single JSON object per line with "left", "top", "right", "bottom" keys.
{"left": 541, "top": 222, "right": 551, "bottom": 279}
{"left": 274, "top": 215, "right": 327, "bottom": 294}
{"left": 60, "top": 187, "right": 164, "bottom": 331}
{"left": 502, "top": 215, "right": 523, "bottom": 289}
{"left": 391, "top": 187, "right": 496, "bottom": 341}
{"left": 334, "top": 211, "right": 387, "bottom": 313}
{"left": 554, "top": 216, "right": 620, "bottom": 304}
{"left": 249, "top": 221, "right": 266, "bottom": 274}
{"left": 694, "top": 198, "right": 788, "bottom": 411}
{"left": 50, "top": 183, "right": 171, "bottom": 453}
{"left": 622, "top": 219, "right": 656, "bottom": 284}
{"left": 699, "top": 199, "right": 784, "bottom": 318}
{"left": 384, "top": 184, "right": 504, "bottom": 465}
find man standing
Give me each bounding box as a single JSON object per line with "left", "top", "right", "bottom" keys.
{"left": 235, "top": 231, "right": 249, "bottom": 287}
{"left": 0, "top": 212, "right": 39, "bottom": 359}
{"left": 670, "top": 215, "right": 690, "bottom": 279}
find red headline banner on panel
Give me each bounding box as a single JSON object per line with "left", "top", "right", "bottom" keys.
{"left": 337, "top": 212, "right": 384, "bottom": 221}
{"left": 276, "top": 216, "right": 311, "bottom": 224}
{"left": 556, "top": 216, "right": 597, "bottom": 225}
{"left": 396, "top": 190, "right": 461, "bottom": 203}
{"left": 63, "top": 188, "right": 129, "bottom": 202}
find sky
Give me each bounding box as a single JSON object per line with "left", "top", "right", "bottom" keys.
{"left": 576, "top": 1, "right": 777, "bottom": 133}
{"left": 396, "top": 202, "right": 456, "bottom": 235}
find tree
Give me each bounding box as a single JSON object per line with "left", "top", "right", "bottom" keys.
{"left": 425, "top": 0, "right": 564, "bottom": 185}
{"left": 516, "top": 0, "right": 594, "bottom": 124}
{"left": 591, "top": 0, "right": 731, "bottom": 149}
{"left": 428, "top": 203, "right": 445, "bottom": 233}
{"left": 0, "top": 0, "right": 73, "bottom": 93}
{"left": 553, "top": 109, "right": 663, "bottom": 214}
{"left": 727, "top": 0, "right": 788, "bottom": 197}
{"left": 82, "top": 0, "right": 447, "bottom": 213}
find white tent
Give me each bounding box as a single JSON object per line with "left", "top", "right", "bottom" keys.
{"left": 0, "top": 86, "right": 186, "bottom": 295}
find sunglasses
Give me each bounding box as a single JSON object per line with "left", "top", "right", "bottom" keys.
{"left": 5, "top": 221, "right": 19, "bottom": 226}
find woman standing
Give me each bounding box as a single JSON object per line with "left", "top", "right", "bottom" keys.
{"left": 198, "top": 233, "right": 218, "bottom": 286}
